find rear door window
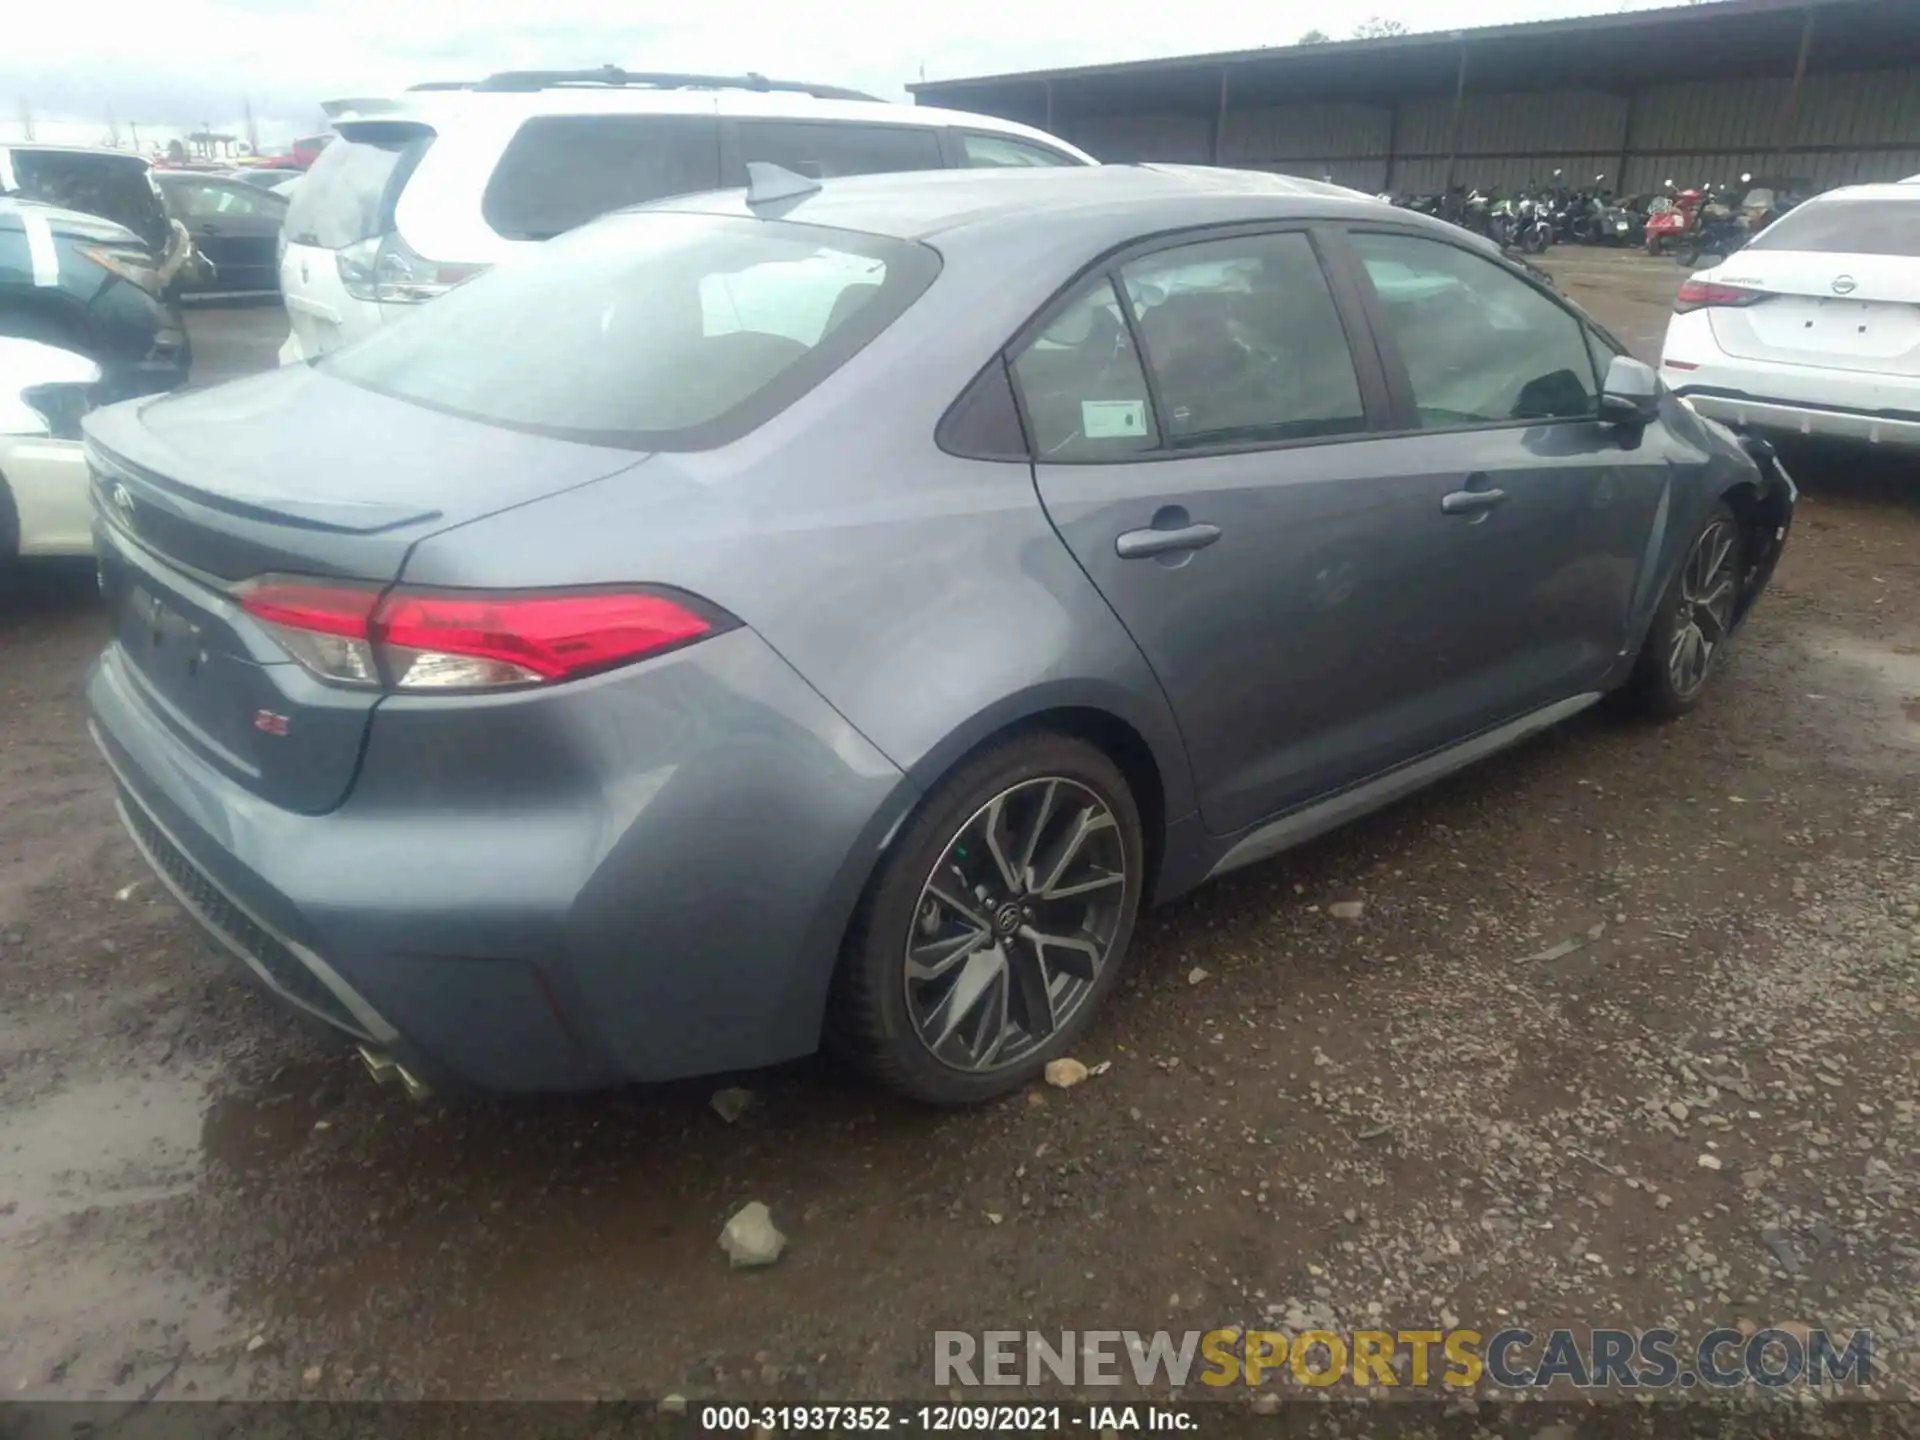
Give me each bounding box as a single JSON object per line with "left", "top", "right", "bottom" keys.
{"left": 734, "top": 121, "right": 943, "bottom": 181}
{"left": 1119, "top": 231, "right": 1367, "bottom": 447}
{"left": 1746, "top": 200, "right": 1920, "bottom": 257}
{"left": 285, "top": 130, "right": 430, "bottom": 250}
{"left": 481, "top": 115, "right": 722, "bottom": 241}
{"left": 165, "top": 179, "right": 284, "bottom": 219}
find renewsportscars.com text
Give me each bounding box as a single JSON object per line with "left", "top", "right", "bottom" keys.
{"left": 934, "top": 1327, "right": 1873, "bottom": 1390}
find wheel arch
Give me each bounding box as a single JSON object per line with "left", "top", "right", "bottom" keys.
{"left": 1717, "top": 473, "right": 1790, "bottom": 625}
{"left": 903, "top": 702, "right": 1171, "bottom": 904}
{"left": 0, "top": 464, "right": 17, "bottom": 559}
{"left": 894, "top": 681, "right": 1193, "bottom": 894}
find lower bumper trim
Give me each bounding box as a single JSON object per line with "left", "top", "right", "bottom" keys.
{"left": 97, "top": 726, "right": 399, "bottom": 1046}
{"left": 1680, "top": 392, "right": 1920, "bottom": 450}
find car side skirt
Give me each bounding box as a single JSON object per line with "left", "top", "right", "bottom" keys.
{"left": 1206, "top": 691, "right": 1604, "bottom": 880}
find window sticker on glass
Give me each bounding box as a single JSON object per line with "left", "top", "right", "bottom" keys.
{"left": 1083, "top": 399, "right": 1148, "bottom": 439}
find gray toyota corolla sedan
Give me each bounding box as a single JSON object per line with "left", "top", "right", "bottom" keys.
{"left": 85, "top": 165, "right": 1794, "bottom": 1104}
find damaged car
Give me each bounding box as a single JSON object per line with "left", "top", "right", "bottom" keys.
{"left": 0, "top": 146, "right": 192, "bottom": 397}
{"left": 85, "top": 165, "right": 1795, "bottom": 1104}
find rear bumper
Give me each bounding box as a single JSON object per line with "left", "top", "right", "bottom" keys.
{"left": 0, "top": 435, "right": 92, "bottom": 556}
{"left": 1677, "top": 392, "right": 1920, "bottom": 451}
{"left": 88, "top": 627, "right": 916, "bottom": 1092}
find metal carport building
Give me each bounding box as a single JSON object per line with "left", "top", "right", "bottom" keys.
{"left": 909, "top": 0, "right": 1920, "bottom": 196}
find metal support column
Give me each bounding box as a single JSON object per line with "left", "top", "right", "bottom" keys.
{"left": 1044, "top": 79, "right": 1055, "bottom": 136}
{"left": 1383, "top": 101, "right": 1401, "bottom": 193}
{"left": 1441, "top": 40, "right": 1470, "bottom": 193}
{"left": 1614, "top": 87, "right": 1638, "bottom": 195}
{"left": 1773, "top": 8, "right": 1816, "bottom": 173}
{"left": 1210, "top": 66, "right": 1231, "bottom": 165}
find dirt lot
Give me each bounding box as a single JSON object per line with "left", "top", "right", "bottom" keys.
{"left": 3, "top": 254, "right": 1917, "bottom": 1406}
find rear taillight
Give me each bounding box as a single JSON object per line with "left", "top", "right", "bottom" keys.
{"left": 336, "top": 233, "right": 485, "bottom": 304}
{"left": 240, "top": 580, "right": 730, "bottom": 692}
{"left": 1674, "top": 279, "right": 1769, "bottom": 314}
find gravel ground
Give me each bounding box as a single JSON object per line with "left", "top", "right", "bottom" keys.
{"left": 2, "top": 249, "right": 1917, "bottom": 1408}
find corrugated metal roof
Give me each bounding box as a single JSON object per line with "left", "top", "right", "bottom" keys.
{"left": 911, "top": 0, "right": 1917, "bottom": 101}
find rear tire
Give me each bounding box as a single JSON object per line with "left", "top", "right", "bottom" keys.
{"left": 827, "top": 732, "right": 1144, "bottom": 1105}
{"left": 1622, "top": 503, "right": 1744, "bottom": 720}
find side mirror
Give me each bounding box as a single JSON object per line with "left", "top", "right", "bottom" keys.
{"left": 1598, "top": 354, "right": 1659, "bottom": 427}
{"left": 0, "top": 336, "right": 103, "bottom": 440}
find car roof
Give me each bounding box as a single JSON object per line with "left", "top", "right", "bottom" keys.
{"left": 1794, "top": 183, "right": 1920, "bottom": 205}
{"left": 646, "top": 164, "right": 1424, "bottom": 243}
{"left": 324, "top": 86, "right": 1093, "bottom": 163}
{"left": 0, "top": 143, "right": 150, "bottom": 167}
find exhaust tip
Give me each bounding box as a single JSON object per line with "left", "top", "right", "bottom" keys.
{"left": 357, "top": 1043, "right": 432, "bottom": 1101}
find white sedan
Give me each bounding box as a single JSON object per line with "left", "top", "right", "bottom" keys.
{"left": 0, "top": 337, "right": 97, "bottom": 558}
{"left": 1659, "top": 183, "right": 1920, "bottom": 451}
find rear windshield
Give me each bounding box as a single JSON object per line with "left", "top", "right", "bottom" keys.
{"left": 1747, "top": 199, "right": 1920, "bottom": 258}
{"left": 482, "top": 115, "right": 722, "bottom": 241}
{"left": 321, "top": 211, "right": 939, "bottom": 450}
{"left": 284, "top": 128, "right": 429, "bottom": 250}
{"left": 8, "top": 151, "right": 170, "bottom": 251}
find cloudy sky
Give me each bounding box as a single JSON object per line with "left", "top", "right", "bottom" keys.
{"left": 6, "top": 0, "right": 1683, "bottom": 151}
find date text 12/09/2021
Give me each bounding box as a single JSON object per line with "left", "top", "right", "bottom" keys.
{"left": 698, "top": 1405, "right": 1193, "bottom": 1432}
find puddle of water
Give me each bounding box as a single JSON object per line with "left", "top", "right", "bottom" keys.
{"left": 1805, "top": 634, "right": 1920, "bottom": 758}
{"left": 0, "top": 1067, "right": 209, "bottom": 1241}
{"left": 0, "top": 1064, "right": 247, "bottom": 1398}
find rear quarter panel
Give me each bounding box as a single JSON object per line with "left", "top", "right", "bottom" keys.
{"left": 396, "top": 215, "right": 1201, "bottom": 824}
{"left": 393, "top": 219, "right": 1206, "bottom": 1028}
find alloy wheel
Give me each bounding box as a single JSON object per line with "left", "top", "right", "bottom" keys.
{"left": 903, "top": 777, "right": 1130, "bottom": 1073}
{"left": 1668, "top": 518, "right": 1739, "bottom": 699}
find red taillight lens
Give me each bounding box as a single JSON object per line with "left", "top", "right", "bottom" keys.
{"left": 377, "top": 591, "right": 717, "bottom": 688}
{"left": 1674, "top": 280, "right": 1769, "bottom": 314}
{"left": 239, "top": 581, "right": 728, "bottom": 692}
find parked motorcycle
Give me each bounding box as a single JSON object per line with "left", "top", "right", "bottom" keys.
{"left": 1491, "top": 192, "right": 1553, "bottom": 252}
{"left": 1643, "top": 180, "right": 1702, "bottom": 256}
{"left": 1596, "top": 196, "right": 1642, "bottom": 246}
{"left": 1673, "top": 181, "right": 1750, "bottom": 267}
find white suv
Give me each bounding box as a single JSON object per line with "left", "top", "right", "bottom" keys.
{"left": 278, "top": 68, "right": 1095, "bottom": 362}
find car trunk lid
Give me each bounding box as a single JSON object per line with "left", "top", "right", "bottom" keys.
{"left": 84, "top": 365, "right": 649, "bottom": 813}
{"left": 1707, "top": 250, "right": 1920, "bottom": 377}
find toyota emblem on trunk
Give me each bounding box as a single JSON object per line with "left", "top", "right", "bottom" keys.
{"left": 1831, "top": 275, "right": 1858, "bottom": 295}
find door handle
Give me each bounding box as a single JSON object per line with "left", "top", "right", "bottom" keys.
{"left": 1115, "top": 522, "right": 1221, "bottom": 559}
{"left": 1440, "top": 487, "right": 1508, "bottom": 515}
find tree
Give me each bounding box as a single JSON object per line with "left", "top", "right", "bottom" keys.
{"left": 1298, "top": 27, "right": 1331, "bottom": 43}
{"left": 1352, "top": 17, "right": 1408, "bottom": 37}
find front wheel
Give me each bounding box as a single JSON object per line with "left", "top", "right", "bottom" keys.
{"left": 1623, "top": 504, "right": 1744, "bottom": 719}
{"left": 1646, "top": 235, "right": 1665, "bottom": 256}
{"left": 1521, "top": 226, "right": 1550, "bottom": 254}
{"left": 828, "top": 732, "right": 1143, "bottom": 1104}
